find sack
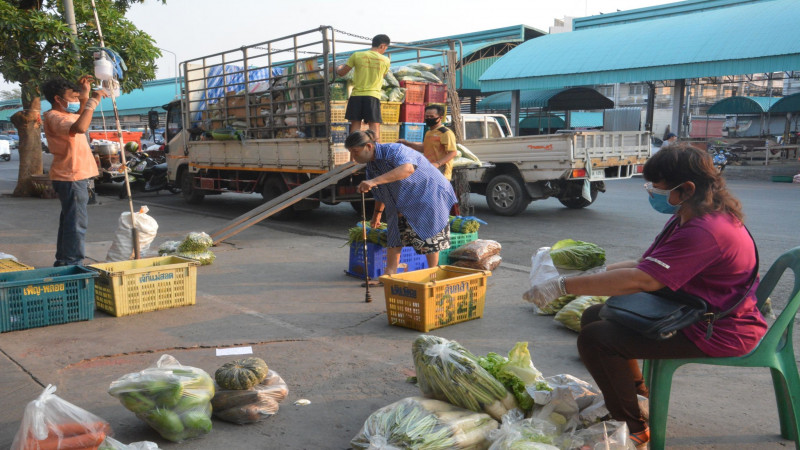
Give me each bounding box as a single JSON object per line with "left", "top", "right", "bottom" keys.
{"left": 599, "top": 289, "right": 709, "bottom": 340}
{"left": 106, "top": 206, "right": 158, "bottom": 262}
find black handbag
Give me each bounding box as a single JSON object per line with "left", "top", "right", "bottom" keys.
{"left": 599, "top": 218, "right": 758, "bottom": 340}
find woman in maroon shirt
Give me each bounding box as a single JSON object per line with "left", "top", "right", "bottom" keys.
{"left": 524, "top": 144, "right": 766, "bottom": 445}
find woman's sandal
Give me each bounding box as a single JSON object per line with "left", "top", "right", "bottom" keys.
{"left": 630, "top": 427, "right": 650, "bottom": 447}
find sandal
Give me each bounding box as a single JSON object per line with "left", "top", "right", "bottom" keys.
{"left": 629, "top": 427, "right": 650, "bottom": 447}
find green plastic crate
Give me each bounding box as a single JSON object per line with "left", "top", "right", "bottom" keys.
{"left": 439, "top": 232, "right": 478, "bottom": 265}
{"left": 0, "top": 266, "right": 97, "bottom": 332}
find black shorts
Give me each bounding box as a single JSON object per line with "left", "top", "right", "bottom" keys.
{"left": 345, "top": 96, "right": 382, "bottom": 123}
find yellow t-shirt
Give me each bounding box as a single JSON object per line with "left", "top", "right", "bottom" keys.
{"left": 346, "top": 50, "right": 390, "bottom": 99}
{"left": 423, "top": 127, "right": 457, "bottom": 180}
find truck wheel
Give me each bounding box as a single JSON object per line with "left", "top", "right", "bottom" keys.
{"left": 261, "top": 177, "right": 296, "bottom": 220}
{"left": 558, "top": 182, "right": 599, "bottom": 209}
{"left": 486, "top": 174, "right": 530, "bottom": 216}
{"left": 181, "top": 171, "right": 205, "bottom": 204}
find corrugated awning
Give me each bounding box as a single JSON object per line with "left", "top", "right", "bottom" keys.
{"left": 479, "top": 0, "right": 800, "bottom": 92}
{"left": 476, "top": 87, "right": 613, "bottom": 111}
{"left": 769, "top": 92, "right": 800, "bottom": 113}
{"left": 706, "top": 96, "right": 780, "bottom": 115}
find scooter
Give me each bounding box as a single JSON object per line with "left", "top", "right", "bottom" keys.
{"left": 0, "top": 142, "right": 10, "bottom": 161}
{"left": 119, "top": 150, "right": 180, "bottom": 198}
{"left": 709, "top": 146, "right": 740, "bottom": 173}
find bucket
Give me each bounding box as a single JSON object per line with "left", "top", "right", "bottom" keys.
{"left": 94, "top": 57, "right": 114, "bottom": 81}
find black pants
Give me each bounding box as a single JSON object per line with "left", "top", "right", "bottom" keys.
{"left": 577, "top": 304, "right": 707, "bottom": 433}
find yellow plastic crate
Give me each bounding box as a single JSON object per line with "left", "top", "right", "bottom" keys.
{"left": 380, "top": 101, "right": 401, "bottom": 123}
{"left": 379, "top": 123, "right": 400, "bottom": 144}
{"left": 0, "top": 259, "right": 33, "bottom": 273}
{"left": 380, "top": 265, "right": 491, "bottom": 332}
{"left": 89, "top": 256, "right": 200, "bottom": 317}
{"left": 330, "top": 101, "right": 348, "bottom": 123}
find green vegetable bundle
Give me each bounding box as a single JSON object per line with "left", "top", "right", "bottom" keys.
{"left": 477, "top": 342, "right": 551, "bottom": 412}
{"left": 549, "top": 239, "right": 605, "bottom": 271}
{"left": 449, "top": 216, "right": 481, "bottom": 234}
{"left": 351, "top": 396, "right": 498, "bottom": 449}
{"left": 346, "top": 222, "right": 388, "bottom": 247}
{"left": 553, "top": 296, "right": 608, "bottom": 332}
{"left": 536, "top": 295, "right": 576, "bottom": 316}
{"left": 487, "top": 409, "right": 561, "bottom": 450}
{"left": 176, "top": 250, "right": 216, "bottom": 266}
{"left": 413, "top": 335, "right": 518, "bottom": 420}
{"left": 108, "top": 355, "right": 215, "bottom": 442}
{"left": 177, "top": 232, "right": 213, "bottom": 253}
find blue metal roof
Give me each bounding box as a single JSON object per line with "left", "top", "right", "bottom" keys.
{"left": 706, "top": 96, "right": 780, "bottom": 114}
{"left": 0, "top": 78, "right": 179, "bottom": 121}
{"left": 769, "top": 92, "right": 800, "bottom": 113}
{"left": 476, "top": 87, "right": 613, "bottom": 110}
{"left": 573, "top": 0, "right": 761, "bottom": 30}
{"left": 480, "top": 0, "right": 800, "bottom": 92}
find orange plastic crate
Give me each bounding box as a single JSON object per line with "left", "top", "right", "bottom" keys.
{"left": 400, "top": 81, "right": 426, "bottom": 104}
{"left": 425, "top": 83, "right": 447, "bottom": 103}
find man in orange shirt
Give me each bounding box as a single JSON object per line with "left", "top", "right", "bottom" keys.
{"left": 42, "top": 76, "right": 106, "bottom": 266}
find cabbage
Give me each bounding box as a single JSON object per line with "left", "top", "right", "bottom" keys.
{"left": 478, "top": 343, "right": 550, "bottom": 412}
{"left": 553, "top": 296, "right": 608, "bottom": 332}
{"left": 549, "top": 239, "right": 605, "bottom": 271}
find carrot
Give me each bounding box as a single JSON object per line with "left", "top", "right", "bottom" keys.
{"left": 26, "top": 431, "right": 106, "bottom": 450}
{"left": 47, "top": 422, "right": 111, "bottom": 437}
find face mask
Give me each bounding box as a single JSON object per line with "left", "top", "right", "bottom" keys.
{"left": 65, "top": 101, "right": 80, "bottom": 113}
{"left": 424, "top": 118, "right": 439, "bottom": 128}
{"left": 645, "top": 182, "right": 684, "bottom": 214}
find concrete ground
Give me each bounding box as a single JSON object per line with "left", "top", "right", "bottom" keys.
{"left": 0, "top": 154, "right": 799, "bottom": 449}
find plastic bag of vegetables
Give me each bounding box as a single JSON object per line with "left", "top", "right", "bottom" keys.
{"left": 384, "top": 70, "right": 400, "bottom": 87}
{"left": 536, "top": 294, "right": 576, "bottom": 316}
{"left": 212, "top": 370, "right": 289, "bottom": 424}
{"left": 350, "top": 396, "right": 499, "bottom": 449}
{"left": 11, "top": 384, "right": 112, "bottom": 450}
{"left": 561, "top": 420, "right": 634, "bottom": 450}
{"left": 477, "top": 342, "right": 551, "bottom": 412}
{"left": 158, "top": 240, "right": 180, "bottom": 256}
{"left": 108, "top": 355, "right": 215, "bottom": 442}
{"left": 387, "top": 87, "right": 406, "bottom": 103}
{"left": 487, "top": 409, "right": 561, "bottom": 450}
{"left": 549, "top": 239, "right": 605, "bottom": 271}
{"left": 178, "top": 232, "right": 213, "bottom": 253}
{"left": 553, "top": 296, "right": 608, "bottom": 332}
{"left": 413, "top": 335, "right": 518, "bottom": 420}
{"left": 529, "top": 374, "right": 608, "bottom": 430}
{"left": 176, "top": 250, "right": 216, "bottom": 266}
{"left": 99, "top": 436, "right": 161, "bottom": 450}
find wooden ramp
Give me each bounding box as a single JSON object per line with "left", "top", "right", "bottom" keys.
{"left": 210, "top": 162, "right": 364, "bottom": 245}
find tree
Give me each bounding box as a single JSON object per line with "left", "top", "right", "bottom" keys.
{"left": 0, "top": 87, "right": 21, "bottom": 100}
{"left": 0, "top": 0, "right": 163, "bottom": 196}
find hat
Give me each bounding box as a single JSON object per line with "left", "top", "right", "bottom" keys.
{"left": 665, "top": 132, "right": 677, "bottom": 140}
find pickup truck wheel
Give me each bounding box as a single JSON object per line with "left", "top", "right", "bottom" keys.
{"left": 558, "top": 182, "right": 599, "bottom": 209}
{"left": 261, "top": 178, "right": 296, "bottom": 220}
{"left": 181, "top": 171, "right": 205, "bottom": 204}
{"left": 486, "top": 174, "right": 530, "bottom": 216}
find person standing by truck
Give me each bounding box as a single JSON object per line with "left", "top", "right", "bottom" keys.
{"left": 346, "top": 130, "right": 457, "bottom": 274}
{"left": 398, "top": 104, "right": 459, "bottom": 214}
{"left": 337, "top": 34, "right": 391, "bottom": 141}
{"left": 42, "top": 75, "right": 106, "bottom": 266}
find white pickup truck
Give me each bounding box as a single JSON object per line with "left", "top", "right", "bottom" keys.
{"left": 451, "top": 114, "right": 651, "bottom": 216}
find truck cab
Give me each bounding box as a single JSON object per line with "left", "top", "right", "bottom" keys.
{"left": 446, "top": 114, "right": 512, "bottom": 140}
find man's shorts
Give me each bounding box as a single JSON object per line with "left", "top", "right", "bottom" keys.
{"left": 398, "top": 215, "right": 450, "bottom": 255}
{"left": 345, "top": 96, "right": 382, "bottom": 123}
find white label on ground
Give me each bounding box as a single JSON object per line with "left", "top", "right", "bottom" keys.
{"left": 216, "top": 346, "right": 253, "bottom": 356}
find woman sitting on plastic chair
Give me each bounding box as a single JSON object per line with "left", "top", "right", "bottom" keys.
{"left": 523, "top": 144, "right": 767, "bottom": 446}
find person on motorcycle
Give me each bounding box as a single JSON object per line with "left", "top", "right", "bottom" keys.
{"left": 124, "top": 141, "right": 139, "bottom": 155}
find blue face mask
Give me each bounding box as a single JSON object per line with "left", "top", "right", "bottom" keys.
{"left": 65, "top": 102, "right": 80, "bottom": 113}
{"left": 645, "top": 182, "right": 683, "bottom": 214}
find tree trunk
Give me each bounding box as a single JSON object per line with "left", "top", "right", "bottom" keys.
{"left": 10, "top": 87, "right": 43, "bottom": 197}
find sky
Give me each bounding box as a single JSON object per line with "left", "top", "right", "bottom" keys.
{"left": 1, "top": 0, "right": 675, "bottom": 92}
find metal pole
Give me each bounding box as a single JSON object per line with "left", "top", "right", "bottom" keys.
{"left": 158, "top": 47, "right": 180, "bottom": 99}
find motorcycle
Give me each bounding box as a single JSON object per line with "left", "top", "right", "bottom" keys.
{"left": 709, "top": 145, "right": 740, "bottom": 172}
{"left": 119, "top": 149, "right": 180, "bottom": 198}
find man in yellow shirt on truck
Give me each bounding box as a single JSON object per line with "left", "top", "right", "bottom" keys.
{"left": 337, "top": 34, "right": 391, "bottom": 141}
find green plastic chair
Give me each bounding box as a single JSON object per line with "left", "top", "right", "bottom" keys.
{"left": 643, "top": 246, "right": 800, "bottom": 450}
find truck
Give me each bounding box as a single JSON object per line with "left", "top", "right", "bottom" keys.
{"left": 163, "top": 26, "right": 455, "bottom": 219}
{"left": 451, "top": 114, "right": 651, "bottom": 216}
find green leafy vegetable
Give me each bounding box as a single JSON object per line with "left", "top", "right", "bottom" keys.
{"left": 477, "top": 342, "right": 550, "bottom": 412}
{"left": 553, "top": 296, "right": 608, "bottom": 332}
{"left": 549, "top": 239, "right": 605, "bottom": 271}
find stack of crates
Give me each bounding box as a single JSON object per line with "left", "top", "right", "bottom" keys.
{"left": 379, "top": 101, "right": 401, "bottom": 144}
{"left": 399, "top": 81, "right": 426, "bottom": 144}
